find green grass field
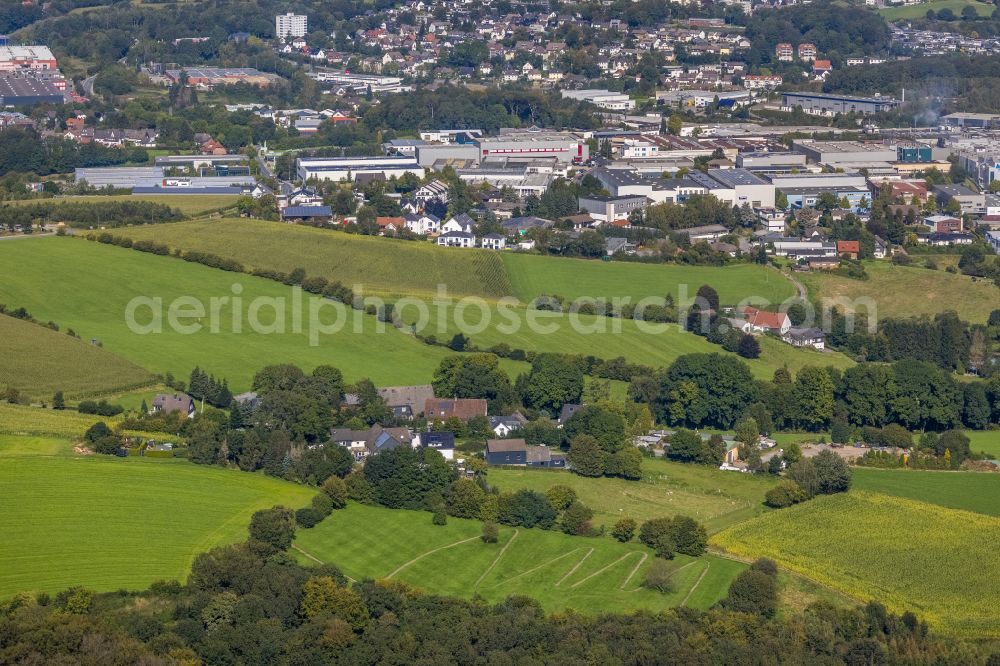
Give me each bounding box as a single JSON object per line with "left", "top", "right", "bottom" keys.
{"left": 118, "top": 218, "right": 513, "bottom": 298}
{"left": 878, "top": 0, "right": 994, "bottom": 19}
{"left": 488, "top": 457, "right": 779, "bottom": 534}
{"left": 965, "top": 430, "right": 1000, "bottom": 459}
{"left": 0, "top": 237, "right": 473, "bottom": 391}
{"left": 852, "top": 468, "right": 1000, "bottom": 516}
{"left": 0, "top": 315, "right": 154, "bottom": 400}
{"left": 8, "top": 194, "right": 240, "bottom": 217}
{"left": 799, "top": 261, "right": 999, "bottom": 323}
{"left": 502, "top": 253, "right": 796, "bottom": 305}
{"left": 3, "top": 236, "right": 852, "bottom": 389}
{"left": 0, "top": 435, "right": 316, "bottom": 598}
{"left": 712, "top": 491, "right": 1000, "bottom": 636}
{"left": 0, "top": 403, "right": 123, "bottom": 438}
{"left": 294, "top": 503, "right": 744, "bottom": 614}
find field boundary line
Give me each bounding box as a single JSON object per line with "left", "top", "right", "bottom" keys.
{"left": 387, "top": 535, "right": 481, "bottom": 579}
{"left": 570, "top": 551, "right": 640, "bottom": 589}
{"left": 681, "top": 562, "right": 710, "bottom": 606}
{"left": 474, "top": 529, "right": 519, "bottom": 588}
{"left": 555, "top": 547, "right": 593, "bottom": 587}
{"left": 619, "top": 552, "right": 648, "bottom": 590}
{"left": 708, "top": 548, "right": 860, "bottom": 606}
{"left": 485, "top": 548, "right": 581, "bottom": 589}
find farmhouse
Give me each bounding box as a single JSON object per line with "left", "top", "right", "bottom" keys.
{"left": 836, "top": 240, "right": 860, "bottom": 259}
{"left": 377, "top": 384, "right": 435, "bottom": 420}
{"left": 151, "top": 393, "right": 195, "bottom": 419}
{"left": 737, "top": 306, "right": 791, "bottom": 335}
{"left": 425, "top": 397, "right": 487, "bottom": 421}
{"left": 781, "top": 327, "right": 825, "bottom": 350}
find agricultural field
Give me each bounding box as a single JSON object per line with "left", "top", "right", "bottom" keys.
{"left": 0, "top": 314, "right": 155, "bottom": 400}
{"left": 965, "top": 430, "right": 1000, "bottom": 459}
{"left": 0, "top": 436, "right": 317, "bottom": 597}
{"left": 877, "top": 0, "right": 994, "bottom": 19}
{"left": 8, "top": 194, "right": 240, "bottom": 217}
{"left": 502, "top": 253, "right": 797, "bottom": 305}
{"left": 117, "top": 218, "right": 513, "bottom": 298}
{"left": 294, "top": 503, "right": 744, "bottom": 614}
{"left": 852, "top": 468, "right": 1000, "bottom": 517}
{"left": 711, "top": 491, "right": 1000, "bottom": 636}
{"left": 488, "top": 457, "right": 779, "bottom": 534}
{"left": 798, "top": 261, "right": 999, "bottom": 323}
{"left": 0, "top": 237, "right": 472, "bottom": 391}
{"left": 0, "top": 403, "right": 124, "bottom": 438}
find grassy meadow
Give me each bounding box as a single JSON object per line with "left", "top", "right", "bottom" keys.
{"left": 852, "top": 468, "right": 1000, "bottom": 517}
{"left": 488, "top": 457, "right": 779, "bottom": 534}
{"left": 0, "top": 435, "right": 316, "bottom": 598}
{"left": 294, "top": 503, "right": 744, "bottom": 614}
{"left": 711, "top": 491, "right": 1000, "bottom": 636}
{"left": 964, "top": 430, "right": 1000, "bottom": 459}
{"left": 0, "top": 237, "right": 472, "bottom": 391}
{"left": 9, "top": 194, "right": 240, "bottom": 217}
{"left": 118, "top": 218, "right": 513, "bottom": 298}
{"left": 877, "top": 0, "right": 994, "bottom": 19}
{"left": 798, "top": 261, "right": 999, "bottom": 324}
{"left": 0, "top": 314, "right": 155, "bottom": 400}
{"left": 502, "top": 253, "right": 796, "bottom": 305}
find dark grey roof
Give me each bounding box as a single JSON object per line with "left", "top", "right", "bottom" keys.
{"left": 282, "top": 205, "right": 332, "bottom": 217}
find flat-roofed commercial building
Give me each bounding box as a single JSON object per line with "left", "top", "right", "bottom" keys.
{"left": 0, "top": 46, "right": 57, "bottom": 71}
{"left": 475, "top": 130, "right": 588, "bottom": 164}
{"left": 793, "top": 140, "right": 898, "bottom": 165}
{"left": 296, "top": 155, "right": 426, "bottom": 182}
{"left": 781, "top": 92, "right": 900, "bottom": 116}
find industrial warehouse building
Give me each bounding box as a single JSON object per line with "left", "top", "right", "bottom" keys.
{"left": 781, "top": 92, "right": 900, "bottom": 115}
{"left": 0, "top": 75, "right": 63, "bottom": 106}
{"left": 792, "top": 140, "right": 898, "bottom": 165}
{"left": 296, "top": 155, "right": 426, "bottom": 182}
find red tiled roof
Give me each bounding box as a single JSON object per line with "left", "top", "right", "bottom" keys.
{"left": 740, "top": 306, "right": 788, "bottom": 331}
{"left": 837, "top": 240, "right": 860, "bottom": 254}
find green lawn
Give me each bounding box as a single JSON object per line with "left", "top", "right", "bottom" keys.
{"left": 0, "top": 314, "right": 155, "bottom": 400}
{"left": 965, "top": 430, "right": 1000, "bottom": 459}
{"left": 0, "top": 436, "right": 316, "bottom": 598}
{"left": 852, "top": 467, "right": 1000, "bottom": 516}
{"left": 712, "top": 491, "right": 1000, "bottom": 636}
{"left": 8, "top": 194, "right": 240, "bottom": 217}
{"left": 0, "top": 237, "right": 473, "bottom": 391}
{"left": 878, "top": 0, "right": 994, "bottom": 19}
{"left": 118, "top": 218, "right": 513, "bottom": 298}
{"left": 294, "top": 503, "right": 744, "bottom": 615}
{"left": 502, "top": 253, "right": 796, "bottom": 305}
{"left": 487, "top": 457, "right": 780, "bottom": 535}
{"left": 799, "top": 260, "right": 999, "bottom": 324}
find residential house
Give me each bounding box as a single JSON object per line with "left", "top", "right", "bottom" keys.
{"left": 375, "top": 216, "right": 404, "bottom": 233}
{"left": 413, "top": 179, "right": 449, "bottom": 204}
{"left": 480, "top": 233, "right": 507, "bottom": 250}
{"left": 923, "top": 215, "right": 963, "bottom": 233}
{"left": 151, "top": 393, "right": 195, "bottom": 419}
{"left": 489, "top": 413, "right": 527, "bottom": 437}
{"left": 781, "top": 327, "right": 825, "bottom": 350}
{"left": 558, "top": 403, "right": 581, "bottom": 424}
{"left": 378, "top": 384, "right": 435, "bottom": 420}
{"left": 836, "top": 240, "right": 860, "bottom": 259}
{"left": 738, "top": 306, "right": 791, "bottom": 335}
{"left": 918, "top": 232, "right": 975, "bottom": 246}
{"left": 437, "top": 230, "right": 476, "bottom": 248}
{"left": 233, "top": 391, "right": 259, "bottom": 410}
{"left": 425, "top": 397, "right": 488, "bottom": 421}
{"left": 418, "top": 431, "right": 455, "bottom": 460}
{"left": 403, "top": 212, "right": 440, "bottom": 235}
{"left": 330, "top": 424, "right": 414, "bottom": 461}
{"left": 441, "top": 212, "right": 475, "bottom": 233}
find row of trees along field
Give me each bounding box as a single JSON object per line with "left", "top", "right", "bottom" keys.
{"left": 1, "top": 507, "right": 993, "bottom": 664}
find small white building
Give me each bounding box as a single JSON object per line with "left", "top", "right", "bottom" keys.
{"left": 437, "top": 231, "right": 476, "bottom": 248}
